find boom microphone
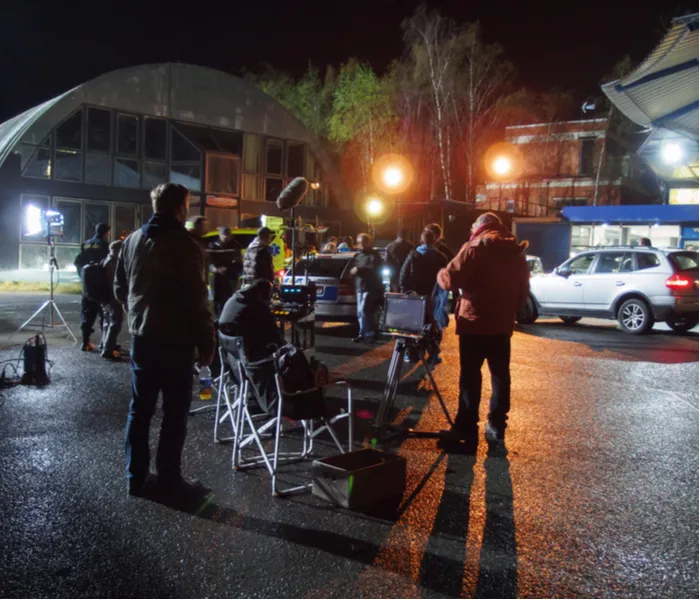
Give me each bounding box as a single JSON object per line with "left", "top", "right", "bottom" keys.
{"left": 276, "top": 177, "right": 309, "bottom": 211}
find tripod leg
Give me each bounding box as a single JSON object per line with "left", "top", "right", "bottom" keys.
{"left": 374, "top": 339, "right": 405, "bottom": 431}
{"left": 17, "top": 301, "right": 52, "bottom": 332}
{"left": 51, "top": 302, "right": 79, "bottom": 343}
{"left": 419, "top": 355, "right": 453, "bottom": 427}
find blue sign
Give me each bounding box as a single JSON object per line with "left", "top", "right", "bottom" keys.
{"left": 681, "top": 226, "right": 700, "bottom": 240}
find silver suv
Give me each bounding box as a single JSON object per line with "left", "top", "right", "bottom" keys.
{"left": 517, "top": 248, "right": 699, "bottom": 334}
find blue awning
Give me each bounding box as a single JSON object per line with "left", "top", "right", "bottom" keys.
{"left": 561, "top": 204, "right": 699, "bottom": 224}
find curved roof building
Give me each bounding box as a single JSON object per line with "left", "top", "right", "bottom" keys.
{"left": 0, "top": 63, "right": 348, "bottom": 270}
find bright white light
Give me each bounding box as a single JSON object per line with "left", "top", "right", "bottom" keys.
{"left": 493, "top": 156, "right": 512, "bottom": 176}
{"left": 382, "top": 267, "right": 391, "bottom": 277}
{"left": 382, "top": 167, "right": 404, "bottom": 188}
{"left": 662, "top": 143, "right": 683, "bottom": 164}
{"left": 601, "top": 223, "right": 609, "bottom": 228}
{"left": 366, "top": 198, "right": 383, "bottom": 217}
{"left": 25, "top": 205, "right": 44, "bottom": 236}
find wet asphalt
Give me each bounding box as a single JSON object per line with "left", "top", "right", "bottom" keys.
{"left": 0, "top": 293, "right": 697, "bottom": 598}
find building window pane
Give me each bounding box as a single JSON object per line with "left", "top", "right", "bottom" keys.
{"left": 205, "top": 207, "right": 238, "bottom": 230}
{"left": 265, "top": 177, "right": 283, "bottom": 202}
{"left": 650, "top": 225, "right": 680, "bottom": 248}
{"left": 266, "top": 140, "right": 283, "bottom": 176}
{"left": 189, "top": 194, "right": 202, "bottom": 218}
{"left": 211, "top": 129, "right": 243, "bottom": 154}
{"left": 87, "top": 107, "right": 111, "bottom": 153}
{"left": 175, "top": 123, "right": 218, "bottom": 151}
{"left": 579, "top": 138, "right": 595, "bottom": 176}
{"left": 243, "top": 134, "right": 263, "bottom": 173}
{"left": 143, "top": 161, "right": 166, "bottom": 189}
{"left": 56, "top": 110, "right": 83, "bottom": 150}
{"left": 242, "top": 174, "right": 263, "bottom": 201}
{"left": 593, "top": 225, "right": 622, "bottom": 246}
{"left": 171, "top": 163, "right": 202, "bottom": 191}
{"left": 114, "top": 205, "right": 137, "bottom": 240}
{"left": 206, "top": 154, "right": 240, "bottom": 195}
{"left": 85, "top": 153, "right": 111, "bottom": 185}
{"left": 55, "top": 149, "right": 82, "bottom": 181}
{"left": 144, "top": 117, "right": 167, "bottom": 160}
{"left": 117, "top": 114, "right": 139, "bottom": 156}
{"left": 171, "top": 128, "right": 201, "bottom": 162}
{"left": 19, "top": 244, "right": 49, "bottom": 270}
{"left": 84, "top": 203, "right": 110, "bottom": 240}
{"left": 114, "top": 158, "right": 140, "bottom": 188}
{"left": 21, "top": 195, "right": 49, "bottom": 242}
{"left": 23, "top": 147, "right": 51, "bottom": 178}
{"left": 571, "top": 225, "right": 592, "bottom": 248}
{"left": 54, "top": 245, "right": 80, "bottom": 271}
{"left": 287, "top": 142, "right": 305, "bottom": 178}
{"left": 53, "top": 200, "right": 82, "bottom": 245}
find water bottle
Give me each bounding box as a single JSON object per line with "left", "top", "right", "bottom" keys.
{"left": 199, "top": 365, "right": 212, "bottom": 401}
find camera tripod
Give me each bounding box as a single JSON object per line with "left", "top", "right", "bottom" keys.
{"left": 17, "top": 238, "right": 78, "bottom": 343}
{"left": 372, "top": 333, "right": 453, "bottom": 443}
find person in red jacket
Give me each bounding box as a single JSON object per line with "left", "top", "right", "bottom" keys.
{"left": 437, "top": 212, "right": 530, "bottom": 444}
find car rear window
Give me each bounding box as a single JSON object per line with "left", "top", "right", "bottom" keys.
{"left": 297, "top": 257, "right": 351, "bottom": 278}
{"left": 636, "top": 252, "right": 660, "bottom": 270}
{"left": 668, "top": 252, "right": 699, "bottom": 272}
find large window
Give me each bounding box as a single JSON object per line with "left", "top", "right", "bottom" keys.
{"left": 114, "top": 204, "right": 138, "bottom": 240}
{"left": 579, "top": 138, "right": 595, "bottom": 176}
{"left": 571, "top": 225, "right": 592, "bottom": 248}
{"left": 143, "top": 161, "right": 166, "bottom": 189}
{"left": 55, "top": 110, "right": 82, "bottom": 150}
{"left": 266, "top": 139, "right": 283, "bottom": 175}
{"left": 211, "top": 129, "right": 243, "bottom": 154}
{"left": 243, "top": 134, "right": 264, "bottom": 173}
{"left": 265, "top": 177, "right": 284, "bottom": 203}
{"left": 87, "top": 108, "right": 111, "bottom": 153}
{"left": 23, "top": 146, "right": 52, "bottom": 179}
{"left": 114, "top": 157, "right": 140, "bottom": 188}
{"left": 206, "top": 154, "right": 240, "bottom": 195}
{"left": 19, "top": 244, "right": 49, "bottom": 270}
{"left": 84, "top": 202, "right": 110, "bottom": 240}
{"left": 117, "top": 114, "right": 139, "bottom": 157}
{"left": 85, "top": 154, "right": 111, "bottom": 185}
{"left": 144, "top": 117, "right": 167, "bottom": 160}
{"left": 55, "top": 109, "right": 83, "bottom": 181}
{"left": 53, "top": 199, "right": 82, "bottom": 245}
{"left": 171, "top": 163, "right": 202, "bottom": 191}
{"left": 592, "top": 225, "right": 622, "bottom": 246}
{"left": 170, "top": 127, "right": 202, "bottom": 191}
{"left": 287, "top": 142, "right": 305, "bottom": 178}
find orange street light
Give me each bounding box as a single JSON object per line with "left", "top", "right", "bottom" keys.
{"left": 492, "top": 156, "right": 512, "bottom": 177}
{"left": 373, "top": 154, "right": 414, "bottom": 194}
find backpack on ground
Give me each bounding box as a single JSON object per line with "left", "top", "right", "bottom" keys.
{"left": 81, "top": 262, "right": 110, "bottom": 305}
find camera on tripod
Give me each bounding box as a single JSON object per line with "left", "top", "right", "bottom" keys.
{"left": 24, "top": 204, "right": 64, "bottom": 239}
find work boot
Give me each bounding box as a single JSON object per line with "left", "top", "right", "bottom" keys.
{"left": 101, "top": 349, "right": 122, "bottom": 361}
{"left": 81, "top": 342, "right": 95, "bottom": 352}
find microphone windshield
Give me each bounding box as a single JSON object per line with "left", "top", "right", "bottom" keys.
{"left": 276, "top": 177, "right": 309, "bottom": 211}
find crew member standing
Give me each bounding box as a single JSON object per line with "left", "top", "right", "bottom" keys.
{"left": 116, "top": 182, "right": 215, "bottom": 501}
{"left": 342, "top": 233, "right": 384, "bottom": 343}
{"left": 437, "top": 212, "right": 529, "bottom": 446}
{"left": 74, "top": 222, "right": 111, "bottom": 351}
{"left": 385, "top": 228, "right": 414, "bottom": 292}
{"left": 425, "top": 223, "right": 454, "bottom": 262}
{"left": 209, "top": 226, "right": 242, "bottom": 317}
{"left": 242, "top": 226, "right": 275, "bottom": 287}
{"left": 100, "top": 240, "right": 124, "bottom": 361}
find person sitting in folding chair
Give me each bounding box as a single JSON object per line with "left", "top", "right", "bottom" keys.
{"left": 218, "top": 279, "right": 282, "bottom": 414}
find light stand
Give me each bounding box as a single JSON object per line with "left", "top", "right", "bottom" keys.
{"left": 17, "top": 235, "right": 78, "bottom": 343}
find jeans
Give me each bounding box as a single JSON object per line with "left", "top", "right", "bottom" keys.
{"left": 125, "top": 336, "right": 195, "bottom": 485}
{"left": 456, "top": 334, "right": 511, "bottom": 433}
{"left": 100, "top": 300, "right": 123, "bottom": 355}
{"left": 80, "top": 296, "right": 103, "bottom": 344}
{"left": 356, "top": 290, "right": 380, "bottom": 338}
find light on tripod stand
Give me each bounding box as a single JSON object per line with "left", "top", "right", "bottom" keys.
{"left": 23, "top": 205, "right": 65, "bottom": 238}
{"left": 25, "top": 205, "right": 44, "bottom": 236}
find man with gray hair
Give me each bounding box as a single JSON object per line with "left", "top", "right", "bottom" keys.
{"left": 116, "top": 182, "right": 215, "bottom": 502}
{"left": 437, "top": 212, "right": 529, "bottom": 447}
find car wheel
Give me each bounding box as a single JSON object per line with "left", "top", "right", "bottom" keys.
{"left": 516, "top": 296, "right": 538, "bottom": 325}
{"left": 558, "top": 316, "right": 582, "bottom": 325}
{"left": 617, "top": 298, "right": 653, "bottom": 334}
{"left": 665, "top": 315, "right": 699, "bottom": 333}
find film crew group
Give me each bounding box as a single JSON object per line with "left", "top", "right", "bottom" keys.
{"left": 75, "top": 222, "right": 124, "bottom": 358}
{"left": 437, "top": 212, "right": 530, "bottom": 448}
{"left": 117, "top": 183, "right": 216, "bottom": 503}
{"left": 208, "top": 226, "right": 243, "bottom": 318}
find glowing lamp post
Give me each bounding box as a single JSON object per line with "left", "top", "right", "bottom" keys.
{"left": 365, "top": 196, "right": 384, "bottom": 238}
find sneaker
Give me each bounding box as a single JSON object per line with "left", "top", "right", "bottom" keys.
{"left": 81, "top": 343, "right": 95, "bottom": 352}
{"left": 485, "top": 422, "right": 505, "bottom": 443}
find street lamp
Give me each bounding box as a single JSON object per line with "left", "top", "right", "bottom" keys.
{"left": 493, "top": 156, "right": 512, "bottom": 177}
{"left": 365, "top": 196, "right": 383, "bottom": 239}
{"left": 372, "top": 154, "right": 413, "bottom": 194}
{"left": 382, "top": 166, "right": 404, "bottom": 190}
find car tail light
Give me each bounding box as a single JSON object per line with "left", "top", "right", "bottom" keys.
{"left": 276, "top": 269, "right": 286, "bottom": 280}
{"left": 665, "top": 273, "right": 693, "bottom": 290}
{"left": 338, "top": 283, "right": 353, "bottom": 296}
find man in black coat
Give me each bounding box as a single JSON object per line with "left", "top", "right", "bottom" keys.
{"left": 209, "top": 226, "right": 242, "bottom": 317}
{"left": 399, "top": 229, "right": 448, "bottom": 296}
{"left": 425, "top": 223, "right": 454, "bottom": 262}
{"left": 242, "top": 227, "right": 275, "bottom": 287}
{"left": 385, "top": 228, "right": 414, "bottom": 292}
{"left": 74, "top": 222, "right": 111, "bottom": 351}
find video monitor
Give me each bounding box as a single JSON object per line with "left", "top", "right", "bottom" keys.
{"left": 382, "top": 293, "right": 427, "bottom": 336}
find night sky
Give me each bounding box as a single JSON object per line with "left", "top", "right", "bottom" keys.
{"left": 1, "top": 0, "right": 697, "bottom": 123}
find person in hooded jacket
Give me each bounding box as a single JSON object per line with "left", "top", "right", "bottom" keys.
{"left": 218, "top": 279, "right": 283, "bottom": 414}
{"left": 100, "top": 239, "right": 124, "bottom": 361}
{"left": 385, "top": 229, "right": 414, "bottom": 292}
{"left": 116, "top": 182, "right": 215, "bottom": 501}
{"left": 241, "top": 227, "right": 275, "bottom": 287}
{"left": 437, "top": 212, "right": 530, "bottom": 446}
{"left": 399, "top": 229, "right": 447, "bottom": 296}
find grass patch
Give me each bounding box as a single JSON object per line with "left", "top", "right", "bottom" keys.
{"left": 0, "top": 281, "right": 83, "bottom": 294}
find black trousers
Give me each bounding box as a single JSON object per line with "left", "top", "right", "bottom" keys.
{"left": 456, "top": 333, "right": 511, "bottom": 433}
{"left": 80, "top": 296, "right": 104, "bottom": 343}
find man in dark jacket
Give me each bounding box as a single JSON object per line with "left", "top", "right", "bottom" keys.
{"left": 399, "top": 229, "right": 447, "bottom": 296}
{"left": 242, "top": 227, "right": 275, "bottom": 287}
{"left": 209, "top": 226, "right": 242, "bottom": 317}
{"left": 385, "top": 229, "right": 414, "bottom": 292}
{"left": 75, "top": 222, "right": 111, "bottom": 351}
{"left": 437, "top": 212, "right": 530, "bottom": 446}
{"left": 342, "top": 233, "right": 384, "bottom": 343}
{"left": 116, "top": 182, "right": 215, "bottom": 501}
{"left": 218, "top": 279, "right": 282, "bottom": 414}
{"left": 425, "top": 223, "right": 454, "bottom": 262}
{"left": 100, "top": 240, "right": 124, "bottom": 361}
